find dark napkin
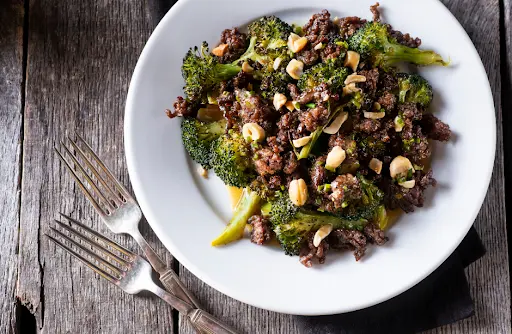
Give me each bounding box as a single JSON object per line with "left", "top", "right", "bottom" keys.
{"left": 296, "top": 227, "right": 485, "bottom": 334}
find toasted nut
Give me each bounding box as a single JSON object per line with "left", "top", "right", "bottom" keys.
{"left": 197, "top": 166, "right": 208, "bottom": 179}
{"left": 389, "top": 156, "right": 414, "bottom": 179}
{"left": 285, "top": 101, "right": 295, "bottom": 111}
{"left": 314, "top": 42, "right": 323, "bottom": 50}
{"left": 288, "top": 33, "right": 308, "bottom": 53}
{"left": 286, "top": 59, "right": 304, "bottom": 80}
{"left": 344, "top": 51, "right": 361, "bottom": 72}
{"left": 243, "top": 224, "right": 253, "bottom": 238}
{"left": 326, "top": 146, "right": 346, "bottom": 171}
{"left": 394, "top": 116, "right": 405, "bottom": 132}
{"left": 373, "top": 102, "right": 381, "bottom": 111}
{"left": 363, "top": 111, "right": 386, "bottom": 119}
{"left": 289, "top": 179, "right": 308, "bottom": 206}
{"left": 313, "top": 224, "right": 333, "bottom": 247}
{"left": 273, "top": 93, "right": 287, "bottom": 110}
{"left": 399, "top": 180, "right": 416, "bottom": 188}
{"left": 242, "top": 61, "right": 254, "bottom": 73}
{"left": 212, "top": 43, "right": 229, "bottom": 57}
{"left": 342, "top": 83, "right": 362, "bottom": 96}
{"left": 323, "top": 111, "right": 349, "bottom": 134}
{"left": 242, "top": 123, "right": 265, "bottom": 142}
{"left": 333, "top": 16, "right": 340, "bottom": 25}
{"left": 369, "top": 158, "right": 383, "bottom": 174}
{"left": 292, "top": 101, "right": 301, "bottom": 110}
{"left": 273, "top": 57, "right": 283, "bottom": 70}
{"left": 344, "top": 73, "right": 366, "bottom": 85}
{"left": 292, "top": 135, "right": 312, "bottom": 148}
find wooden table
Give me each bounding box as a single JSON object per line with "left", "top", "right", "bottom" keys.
{"left": 0, "top": 0, "right": 510, "bottom": 333}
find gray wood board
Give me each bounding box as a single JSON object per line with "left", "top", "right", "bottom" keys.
{"left": 178, "top": 0, "right": 511, "bottom": 333}
{"left": 15, "top": 1, "right": 175, "bottom": 333}
{"left": 0, "top": 1, "right": 24, "bottom": 333}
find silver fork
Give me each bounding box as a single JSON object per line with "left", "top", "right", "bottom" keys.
{"left": 54, "top": 134, "right": 202, "bottom": 317}
{"left": 47, "top": 214, "right": 237, "bottom": 334}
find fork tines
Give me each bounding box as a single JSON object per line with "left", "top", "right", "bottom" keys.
{"left": 55, "top": 133, "right": 130, "bottom": 216}
{"left": 47, "top": 213, "right": 135, "bottom": 283}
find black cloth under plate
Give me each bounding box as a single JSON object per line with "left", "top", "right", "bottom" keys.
{"left": 296, "top": 227, "right": 485, "bottom": 334}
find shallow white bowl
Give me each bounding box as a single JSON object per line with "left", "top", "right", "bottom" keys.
{"left": 124, "top": 0, "right": 495, "bottom": 315}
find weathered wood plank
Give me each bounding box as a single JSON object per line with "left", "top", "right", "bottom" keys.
{"left": 178, "top": 0, "right": 511, "bottom": 333}
{"left": 427, "top": 0, "right": 510, "bottom": 332}
{"left": 16, "top": 1, "right": 176, "bottom": 332}
{"left": 0, "top": 1, "right": 24, "bottom": 333}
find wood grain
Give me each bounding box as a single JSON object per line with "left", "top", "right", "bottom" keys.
{"left": 15, "top": 1, "right": 175, "bottom": 332}
{"left": 0, "top": 1, "right": 24, "bottom": 333}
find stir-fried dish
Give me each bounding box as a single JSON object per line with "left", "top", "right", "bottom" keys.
{"left": 167, "top": 3, "right": 451, "bottom": 267}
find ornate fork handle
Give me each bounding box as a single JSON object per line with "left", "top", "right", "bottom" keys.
{"left": 151, "top": 284, "right": 238, "bottom": 334}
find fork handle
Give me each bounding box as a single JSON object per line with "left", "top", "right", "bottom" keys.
{"left": 130, "top": 228, "right": 167, "bottom": 274}
{"left": 150, "top": 284, "right": 239, "bottom": 334}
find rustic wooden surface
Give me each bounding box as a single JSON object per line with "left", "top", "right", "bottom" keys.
{"left": 0, "top": 0, "right": 510, "bottom": 333}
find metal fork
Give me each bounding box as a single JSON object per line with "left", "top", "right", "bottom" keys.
{"left": 54, "top": 134, "right": 201, "bottom": 315}
{"left": 47, "top": 214, "right": 237, "bottom": 334}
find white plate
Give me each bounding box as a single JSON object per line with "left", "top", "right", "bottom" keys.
{"left": 124, "top": 0, "right": 495, "bottom": 315}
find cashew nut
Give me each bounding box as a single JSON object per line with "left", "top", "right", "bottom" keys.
{"left": 289, "top": 179, "right": 308, "bottom": 206}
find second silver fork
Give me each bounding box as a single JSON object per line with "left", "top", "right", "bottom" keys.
{"left": 55, "top": 134, "right": 202, "bottom": 313}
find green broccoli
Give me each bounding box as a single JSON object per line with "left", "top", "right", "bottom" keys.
{"left": 348, "top": 22, "right": 448, "bottom": 68}
{"left": 211, "top": 188, "right": 261, "bottom": 246}
{"left": 397, "top": 73, "right": 433, "bottom": 108}
{"left": 210, "top": 130, "right": 255, "bottom": 188}
{"left": 181, "top": 117, "right": 227, "bottom": 169}
{"left": 357, "top": 135, "right": 387, "bottom": 160}
{"left": 248, "top": 15, "right": 293, "bottom": 54}
{"left": 335, "top": 175, "right": 385, "bottom": 222}
{"left": 259, "top": 68, "right": 292, "bottom": 100}
{"left": 297, "top": 62, "right": 349, "bottom": 93}
{"left": 182, "top": 42, "right": 241, "bottom": 101}
{"left": 267, "top": 192, "right": 368, "bottom": 255}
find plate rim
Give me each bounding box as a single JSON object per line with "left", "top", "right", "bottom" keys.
{"left": 124, "top": 0, "right": 496, "bottom": 315}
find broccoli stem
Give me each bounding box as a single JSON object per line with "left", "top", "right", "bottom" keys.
{"left": 379, "top": 42, "right": 449, "bottom": 67}
{"left": 211, "top": 189, "right": 261, "bottom": 246}
{"left": 214, "top": 63, "right": 243, "bottom": 81}
{"left": 232, "top": 36, "right": 264, "bottom": 65}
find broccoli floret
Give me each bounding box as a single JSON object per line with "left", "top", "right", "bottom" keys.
{"left": 211, "top": 189, "right": 261, "bottom": 246}
{"left": 259, "top": 69, "right": 292, "bottom": 100}
{"left": 181, "top": 118, "right": 227, "bottom": 169}
{"left": 348, "top": 22, "right": 448, "bottom": 68}
{"left": 210, "top": 131, "right": 255, "bottom": 188}
{"left": 182, "top": 42, "right": 241, "bottom": 101}
{"left": 397, "top": 73, "right": 433, "bottom": 108}
{"left": 336, "top": 175, "right": 385, "bottom": 222}
{"left": 297, "top": 62, "right": 349, "bottom": 92}
{"left": 248, "top": 15, "right": 293, "bottom": 52}
{"left": 268, "top": 192, "right": 369, "bottom": 255}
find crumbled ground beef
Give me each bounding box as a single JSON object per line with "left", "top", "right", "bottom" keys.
{"left": 399, "top": 102, "right": 423, "bottom": 121}
{"left": 299, "top": 232, "right": 329, "bottom": 267}
{"left": 355, "top": 118, "right": 381, "bottom": 134}
{"left": 378, "top": 70, "right": 399, "bottom": 92}
{"left": 235, "top": 89, "right": 275, "bottom": 132}
{"left": 283, "top": 151, "right": 299, "bottom": 174}
{"left": 421, "top": 114, "right": 451, "bottom": 141}
{"left": 364, "top": 223, "right": 388, "bottom": 245}
{"left": 402, "top": 125, "right": 431, "bottom": 164}
{"left": 310, "top": 156, "right": 329, "bottom": 191}
{"left": 338, "top": 16, "right": 367, "bottom": 40}
{"left": 297, "top": 49, "right": 320, "bottom": 66}
{"left": 219, "top": 28, "right": 248, "bottom": 63}
{"left": 249, "top": 215, "right": 272, "bottom": 245}
{"left": 299, "top": 105, "right": 330, "bottom": 131}
{"left": 232, "top": 71, "right": 253, "bottom": 89}
{"left": 358, "top": 69, "right": 380, "bottom": 98}
{"left": 288, "top": 83, "right": 331, "bottom": 105}
{"left": 167, "top": 96, "right": 198, "bottom": 119}
{"left": 388, "top": 25, "right": 422, "bottom": 48}
{"left": 370, "top": 2, "right": 381, "bottom": 22}
{"left": 329, "top": 174, "right": 363, "bottom": 210}
{"left": 253, "top": 146, "right": 283, "bottom": 176}
{"left": 302, "top": 10, "right": 335, "bottom": 46}
{"left": 329, "top": 229, "right": 367, "bottom": 261}
{"left": 378, "top": 92, "right": 397, "bottom": 112}
{"left": 383, "top": 170, "right": 436, "bottom": 213}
